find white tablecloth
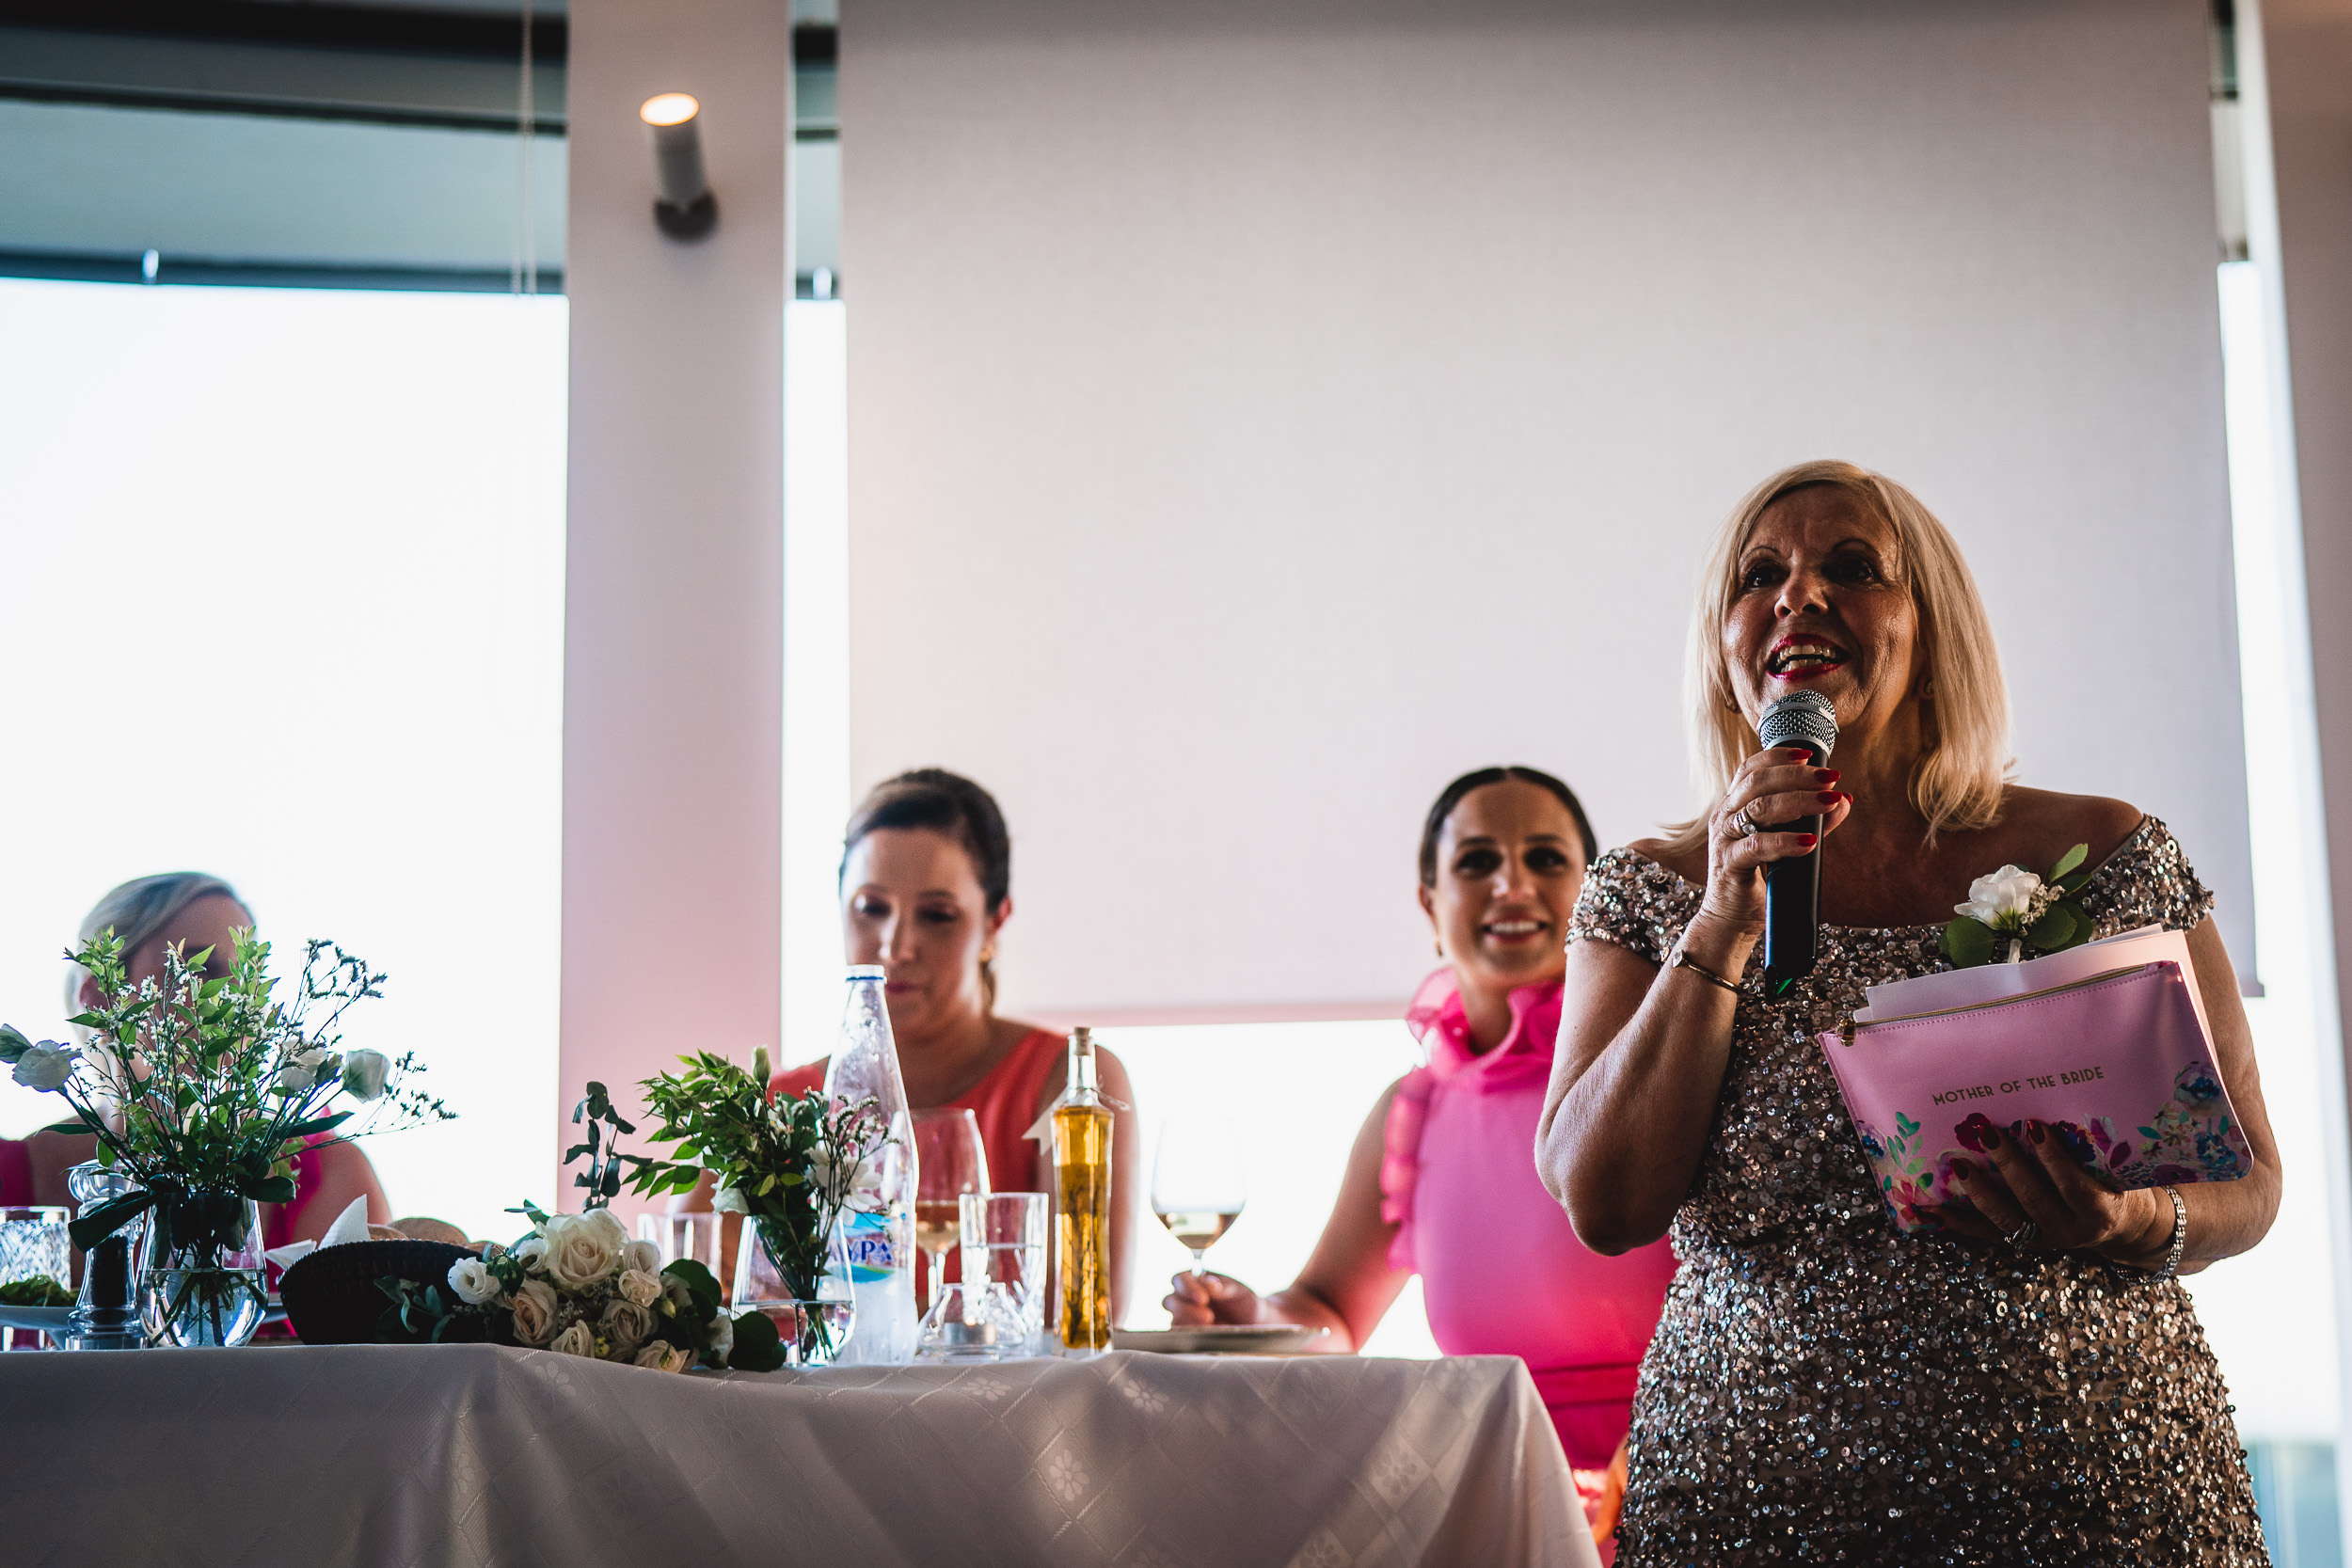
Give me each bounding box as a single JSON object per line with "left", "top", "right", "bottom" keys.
{"left": 0, "top": 1344, "right": 1594, "bottom": 1567}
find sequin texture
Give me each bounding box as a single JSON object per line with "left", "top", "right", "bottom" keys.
{"left": 1568, "top": 819, "right": 2267, "bottom": 1564}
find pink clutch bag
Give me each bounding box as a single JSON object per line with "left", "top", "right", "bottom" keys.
{"left": 1816, "top": 948, "right": 2250, "bottom": 1235}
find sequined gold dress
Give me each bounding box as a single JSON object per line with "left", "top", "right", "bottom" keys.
{"left": 1567, "top": 819, "right": 2267, "bottom": 1564}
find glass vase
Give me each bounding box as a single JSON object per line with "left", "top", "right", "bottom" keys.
{"left": 732, "top": 1218, "right": 855, "bottom": 1369}
{"left": 137, "top": 1190, "right": 266, "bottom": 1348}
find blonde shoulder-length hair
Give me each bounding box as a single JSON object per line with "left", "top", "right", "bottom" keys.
{"left": 1663, "top": 460, "right": 2010, "bottom": 854}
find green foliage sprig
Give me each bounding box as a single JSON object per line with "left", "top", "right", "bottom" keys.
{"left": 625, "top": 1049, "right": 885, "bottom": 1302}
{"left": 0, "top": 929, "right": 452, "bottom": 1260}
{"left": 1941, "top": 843, "right": 2097, "bottom": 969}
{"left": 568, "top": 1081, "right": 637, "bottom": 1209}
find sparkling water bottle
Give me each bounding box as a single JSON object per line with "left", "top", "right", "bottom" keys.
{"left": 823, "top": 965, "right": 919, "bottom": 1364}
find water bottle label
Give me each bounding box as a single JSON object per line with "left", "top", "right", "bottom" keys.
{"left": 840, "top": 1211, "right": 900, "bottom": 1282}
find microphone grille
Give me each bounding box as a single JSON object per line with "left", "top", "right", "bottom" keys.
{"left": 1757, "top": 689, "right": 1838, "bottom": 760}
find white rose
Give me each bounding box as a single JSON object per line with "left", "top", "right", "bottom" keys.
{"left": 711, "top": 1184, "right": 750, "bottom": 1215}
{"left": 512, "top": 1235, "right": 548, "bottom": 1272}
{"left": 621, "top": 1239, "right": 662, "bottom": 1275}
{"left": 602, "top": 1298, "right": 655, "bottom": 1358}
{"left": 549, "top": 1322, "right": 597, "bottom": 1358}
{"left": 708, "top": 1313, "right": 733, "bottom": 1362}
{"left": 633, "top": 1342, "right": 672, "bottom": 1370}
{"left": 1954, "top": 865, "right": 2042, "bottom": 928}
{"left": 509, "top": 1278, "right": 560, "bottom": 1345}
{"left": 540, "top": 1211, "right": 627, "bottom": 1291}
{"left": 11, "top": 1042, "right": 79, "bottom": 1092}
{"left": 447, "top": 1257, "right": 502, "bottom": 1307}
{"left": 618, "top": 1268, "right": 664, "bottom": 1307}
{"left": 273, "top": 1046, "right": 333, "bottom": 1093}
{"left": 665, "top": 1346, "right": 696, "bottom": 1374}
{"left": 340, "top": 1049, "right": 390, "bottom": 1101}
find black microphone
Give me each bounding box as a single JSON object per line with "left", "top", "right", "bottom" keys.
{"left": 1756, "top": 690, "right": 1838, "bottom": 993}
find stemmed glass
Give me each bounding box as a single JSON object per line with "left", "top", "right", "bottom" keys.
{"left": 911, "top": 1107, "right": 988, "bottom": 1308}
{"left": 1151, "top": 1115, "right": 1248, "bottom": 1276}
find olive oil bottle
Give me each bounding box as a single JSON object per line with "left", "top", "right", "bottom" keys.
{"left": 1052, "top": 1027, "right": 1114, "bottom": 1354}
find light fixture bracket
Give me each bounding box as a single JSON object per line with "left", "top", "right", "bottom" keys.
{"left": 654, "top": 192, "right": 719, "bottom": 242}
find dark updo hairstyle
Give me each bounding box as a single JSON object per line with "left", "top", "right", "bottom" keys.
{"left": 1418, "top": 766, "right": 1599, "bottom": 886}
{"left": 840, "top": 768, "right": 1013, "bottom": 1010}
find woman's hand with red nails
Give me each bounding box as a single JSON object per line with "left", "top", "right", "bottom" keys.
{"left": 1921, "top": 1119, "right": 2175, "bottom": 1267}
{"left": 1692, "top": 747, "right": 1854, "bottom": 942}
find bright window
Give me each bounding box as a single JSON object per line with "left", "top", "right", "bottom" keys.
{"left": 0, "top": 278, "right": 567, "bottom": 1241}
{"left": 2192, "top": 261, "right": 2346, "bottom": 1559}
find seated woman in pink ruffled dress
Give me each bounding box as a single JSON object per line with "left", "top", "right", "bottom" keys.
{"left": 1166, "top": 768, "right": 1678, "bottom": 1553}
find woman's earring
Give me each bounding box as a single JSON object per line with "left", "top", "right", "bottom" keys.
{"left": 1433, "top": 937, "right": 1444, "bottom": 957}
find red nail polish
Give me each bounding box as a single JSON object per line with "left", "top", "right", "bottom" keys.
{"left": 1839, "top": 791, "right": 1854, "bottom": 805}
{"left": 1818, "top": 769, "right": 1840, "bottom": 784}
{"left": 1818, "top": 791, "right": 1842, "bottom": 805}
{"left": 1795, "top": 833, "right": 1818, "bottom": 847}
{"left": 2029, "top": 1121, "right": 2046, "bottom": 1145}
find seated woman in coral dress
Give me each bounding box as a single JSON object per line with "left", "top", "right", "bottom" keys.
{"left": 1165, "top": 768, "right": 1677, "bottom": 1554}
{"left": 684, "top": 770, "right": 1141, "bottom": 1318}
{"left": 1, "top": 874, "right": 392, "bottom": 1245}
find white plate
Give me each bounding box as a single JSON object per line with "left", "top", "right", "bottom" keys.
{"left": 0, "top": 1305, "right": 72, "bottom": 1333}
{"left": 0, "top": 1299, "right": 288, "bottom": 1335}
{"left": 1111, "top": 1323, "right": 1329, "bottom": 1355}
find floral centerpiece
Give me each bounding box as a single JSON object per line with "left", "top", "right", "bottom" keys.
{"left": 374, "top": 1084, "right": 789, "bottom": 1372}
{"left": 1942, "top": 843, "right": 2095, "bottom": 967}
{"left": 0, "top": 929, "right": 450, "bottom": 1346}
{"left": 624, "top": 1048, "right": 886, "bottom": 1366}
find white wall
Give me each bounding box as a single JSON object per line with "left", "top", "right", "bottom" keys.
{"left": 563, "top": 0, "right": 791, "bottom": 1213}
{"left": 843, "top": 0, "right": 2255, "bottom": 1022}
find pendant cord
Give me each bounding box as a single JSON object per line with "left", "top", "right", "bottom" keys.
{"left": 512, "top": 4, "right": 538, "bottom": 298}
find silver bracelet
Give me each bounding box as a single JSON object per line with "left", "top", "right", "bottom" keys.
{"left": 2150, "top": 1185, "right": 2187, "bottom": 1279}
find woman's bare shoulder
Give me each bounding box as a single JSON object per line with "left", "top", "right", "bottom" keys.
{"left": 1994, "top": 786, "right": 2143, "bottom": 865}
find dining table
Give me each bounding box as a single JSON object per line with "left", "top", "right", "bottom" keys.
{"left": 0, "top": 1340, "right": 1595, "bottom": 1567}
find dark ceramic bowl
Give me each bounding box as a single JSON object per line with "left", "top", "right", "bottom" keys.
{"left": 278, "top": 1239, "right": 479, "bottom": 1344}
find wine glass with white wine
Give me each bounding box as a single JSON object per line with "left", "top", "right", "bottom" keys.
{"left": 911, "top": 1107, "right": 988, "bottom": 1309}
{"left": 1151, "top": 1115, "right": 1248, "bottom": 1277}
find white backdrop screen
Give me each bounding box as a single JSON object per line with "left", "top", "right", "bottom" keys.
{"left": 843, "top": 0, "right": 2254, "bottom": 1019}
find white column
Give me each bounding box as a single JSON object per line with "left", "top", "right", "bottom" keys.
{"left": 562, "top": 0, "right": 790, "bottom": 1211}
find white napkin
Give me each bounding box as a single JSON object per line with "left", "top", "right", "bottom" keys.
{"left": 263, "top": 1196, "right": 374, "bottom": 1270}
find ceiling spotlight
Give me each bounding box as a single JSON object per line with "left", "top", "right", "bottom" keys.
{"left": 641, "top": 93, "right": 717, "bottom": 241}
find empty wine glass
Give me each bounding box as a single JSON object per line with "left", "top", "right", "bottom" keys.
{"left": 1151, "top": 1115, "right": 1248, "bottom": 1276}
{"left": 911, "top": 1107, "right": 988, "bottom": 1308}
